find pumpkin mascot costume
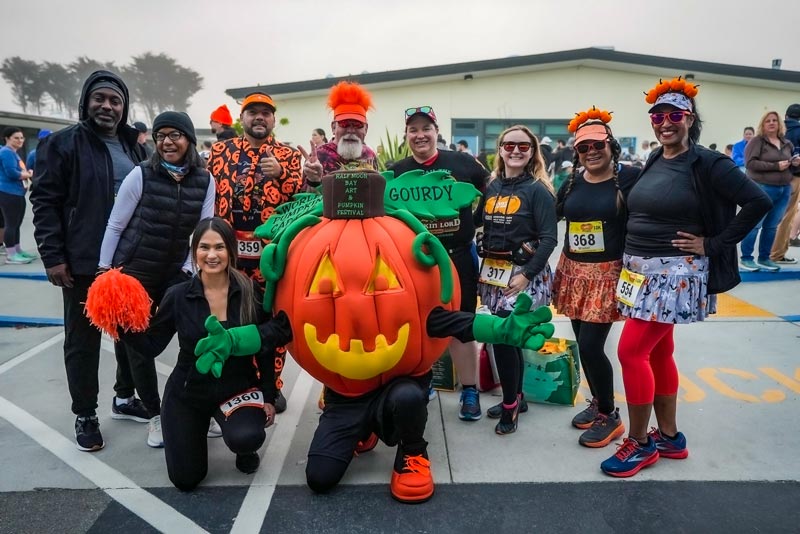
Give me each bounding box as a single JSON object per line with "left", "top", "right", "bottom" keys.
{"left": 188, "top": 162, "right": 555, "bottom": 503}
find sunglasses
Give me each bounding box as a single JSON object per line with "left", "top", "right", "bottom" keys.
{"left": 154, "top": 131, "right": 184, "bottom": 142}
{"left": 405, "top": 106, "right": 433, "bottom": 117}
{"left": 501, "top": 142, "right": 532, "bottom": 153}
{"left": 336, "top": 119, "right": 365, "bottom": 129}
{"left": 650, "top": 111, "right": 692, "bottom": 125}
{"left": 576, "top": 140, "right": 607, "bottom": 154}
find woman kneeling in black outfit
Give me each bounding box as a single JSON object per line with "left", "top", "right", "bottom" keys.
{"left": 124, "top": 217, "right": 291, "bottom": 490}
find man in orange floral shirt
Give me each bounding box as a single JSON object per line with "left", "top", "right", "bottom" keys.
{"left": 208, "top": 92, "right": 302, "bottom": 412}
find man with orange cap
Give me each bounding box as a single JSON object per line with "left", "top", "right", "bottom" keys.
{"left": 301, "top": 81, "right": 377, "bottom": 187}
{"left": 207, "top": 92, "right": 302, "bottom": 412}
{"left": 210, "top": 104, "right": 236, "bottom": 141}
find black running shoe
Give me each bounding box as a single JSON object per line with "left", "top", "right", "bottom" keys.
{"left": 75, "top": 415, "right": 104, "bottom": 452}
{"left": 274, "top": 391, "right": 287, "bottom": 414}
{"left": 487, "top": 396, "right": 528, "bottom": 419}
{"left": 236, "top": 452, "right": 261, "bottom": 474}
{"left": 571, "top": 398, "right": 599, "bottom": 429}
{"left": 110, "top": 396, "right": 150, "bottom": 422}
{"left": 494, "top": 402, "right": 520, "bottom": 435}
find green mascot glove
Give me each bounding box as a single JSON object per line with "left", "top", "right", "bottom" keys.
{"left": 472, "top": 293, "right": 555, "bottom": 351}
{"left": 194, "top": 316, "right": 263, "bottom": 377}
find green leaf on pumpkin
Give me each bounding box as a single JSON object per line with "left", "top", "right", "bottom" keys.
{"left": 383, "top": 169, "right": 481, "bottom": 220}
{"left": 254, "top": 193, "right": 323, "bottom": 242}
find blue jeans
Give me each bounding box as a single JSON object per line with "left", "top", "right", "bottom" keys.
{"left": 740, "top": 183, "right": 791, "bottom": 261}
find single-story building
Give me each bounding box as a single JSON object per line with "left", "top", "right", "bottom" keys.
{"left": 0, "top": 111, "right": 75, "bottom": 160}
{"left": 226, "top": 47, "right": 800, "bottom": 159}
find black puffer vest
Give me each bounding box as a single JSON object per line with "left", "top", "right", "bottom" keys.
{"left": 113, "top": 164, "right": 210, "bottom": 288}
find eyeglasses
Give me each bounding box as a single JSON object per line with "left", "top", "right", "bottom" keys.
{"left": 501, "top": 142, "right": 532, "bottom": 153}
{"left": 405, "top": 106, "right": 433, "bottom": 117}
{"left": 336, "top": 120, "right": 365, "bottom": 130}
{"left": 154, "top": 131, "right": 184, "bottom": 142}
{"left": 576, "top": 140, "right": 607, "bottom": 154}
{"left": 650, "top": 111, "right": 692, "bottom": 125}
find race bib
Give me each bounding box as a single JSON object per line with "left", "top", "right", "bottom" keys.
{"left": 479, "top": 258, "right": 514, "bottom": 288}
{"left": 568, "top": 221, "right": 605, "bottom": 253}
{"left": 615, "top": 268, "right": 646, "bottom": 307}
{"left": 236, "top": 231, "right": 263, "bottom": 260}
{"left": 219, "top": 388, "right": 264, "bottom": 418}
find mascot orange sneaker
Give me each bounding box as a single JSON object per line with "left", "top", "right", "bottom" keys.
{"left": 390, "top": 448, "right": 433, "bottom": 503}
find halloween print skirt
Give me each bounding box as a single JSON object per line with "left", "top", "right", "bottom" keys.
{"left": 552, "top": 254, "right": 623, "bottom": 323}
{"left": 478, "top": 263, "right": 552, "bottom": 314}
{"left": 617, "top": 254, "right": 717, "bottom": 324}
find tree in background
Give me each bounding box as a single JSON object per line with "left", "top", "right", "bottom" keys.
{"left": 0, "top": 53, "right": 202, "bottom": 122}
{"left": 0, "top": 57, "right": 47, "bottom": 114}
{"left": 124, "top": 52, "right": 203, "bottom": 123}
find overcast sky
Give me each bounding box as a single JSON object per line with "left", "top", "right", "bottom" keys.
{"left": 2, "top": 0, "right": 797, "bottom": 128}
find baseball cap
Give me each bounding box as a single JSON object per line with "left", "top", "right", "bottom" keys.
{"left": 241, "top": 92, "right": 276, "bottom": 113}
{"left": 574, "top": 122, "right": 609, "bottom": 145}
{"left": 405, "top": 105, "right": 438, "bottom": 126}
{"left": 648, "top": 92, "right": 693, "bottom": 113}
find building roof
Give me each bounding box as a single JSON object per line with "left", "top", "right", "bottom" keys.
{"left": 227, "top": 47, "right": 800, "bottom": 101}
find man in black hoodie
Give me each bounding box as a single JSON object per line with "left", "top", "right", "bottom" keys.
{"left": 31, "top": 71, "right": 148, "bottom": 452}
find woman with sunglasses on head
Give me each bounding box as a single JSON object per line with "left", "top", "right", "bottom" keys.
{"left": 738, "top": 110, "right": 800, "bottom": 272}
{"left": 477, "top": 125, "right": 557, "bottom": 435}
{"left": 552, "top": 108, "right": 639, "bottom": 448}
{"left": 600, "top": 78, "right": 770, "bottom": 477}
{"left": 98, "top": 112, "right": 216, "bottom": 448}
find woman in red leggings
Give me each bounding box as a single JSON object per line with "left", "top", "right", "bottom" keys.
{"left": 600, "top": 78, "right": 771, "bottom": 477}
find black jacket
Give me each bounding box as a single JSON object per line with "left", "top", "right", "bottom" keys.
{"left": 113, "top": 164, "right": 210, "bottom": 288}
{"left": 123, "top": 275, "right": 292, "bottom": 404}
{"left": 640, "top": 144, "right": 771, "bottom": 294}
{"left": 31, "top": 70, "right": 147, "bottom": 275}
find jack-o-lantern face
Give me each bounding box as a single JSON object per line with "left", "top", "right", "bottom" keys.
{"left": 274, "top": 216, "right": 460, "bottom": 397}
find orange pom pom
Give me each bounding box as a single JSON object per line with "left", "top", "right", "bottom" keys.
{"left": 326, "top": 81, "right": 374, "bottom": 113}
{"left": 84, "top": 268, "right": 152, "bottom": 341}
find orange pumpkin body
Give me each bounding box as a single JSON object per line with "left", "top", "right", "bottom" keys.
{"left": 275, "top": 216, "right": 461, "bottom": 397}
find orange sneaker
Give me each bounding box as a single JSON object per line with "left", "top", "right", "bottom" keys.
{"left": 390, "top": 453, "right": 434, "bottom": 503}
{"left": 354, "top": 432, "right": 379, "bottom": 455}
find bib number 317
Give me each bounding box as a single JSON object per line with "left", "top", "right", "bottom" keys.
{"left": 479, "top": 258, "right": 514, "bottom": 288}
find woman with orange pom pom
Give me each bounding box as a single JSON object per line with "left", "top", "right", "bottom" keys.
{"left": 600, "top": 78, "right": 771, "bottom": 478}
{"left": 97, "top": 112, "right": 215, "bottom": 448}
{"left": 119, "top": 217, "right": 292, "bottom": 490}
{"left": 552, "top": 108, "right": 638, "bottom": 449}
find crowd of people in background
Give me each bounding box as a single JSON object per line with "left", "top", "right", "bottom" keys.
{"left": 1, "top": 65, "right": 792, "bottom": 501}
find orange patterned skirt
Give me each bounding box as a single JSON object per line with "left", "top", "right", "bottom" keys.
{"left": 552, "top": 254, "right": 622, "bottom": 323}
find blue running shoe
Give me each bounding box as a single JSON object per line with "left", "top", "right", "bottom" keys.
{"left": 601, "top": 436, "right": 659, "bottom": 478}
{"left": 458, "top": 387, "right": 482, "bottom": 421}
{"left": 648, "top": 427, "right": 688, "bottom": 459}
{"left": 428, "top": 386, "right": 437, "bottom": 401}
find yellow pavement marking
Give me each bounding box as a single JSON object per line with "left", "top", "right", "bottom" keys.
{"left": 714, "top": 293, "right": 773, "bottom": 317}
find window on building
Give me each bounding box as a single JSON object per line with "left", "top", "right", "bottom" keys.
{"left": 452, "top": 119, "right": 571, "bottom": 153}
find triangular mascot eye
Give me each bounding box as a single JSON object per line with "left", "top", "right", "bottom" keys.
{"left": 308, "top": 251, "right": 342, "bottom": 296}
{"left": 365, "top": 251, "right": 402, "bottom": 294}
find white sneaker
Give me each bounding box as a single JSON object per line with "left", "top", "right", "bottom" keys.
{"left": 147, "top": 415, "right": 163, "bottom": 448}
{"left": 207, "top": 418, "right": 222, "bottom": 438}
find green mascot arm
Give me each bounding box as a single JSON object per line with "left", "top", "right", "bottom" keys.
{"left": 194, "top": 315, "right": 262, "bottom": 377}
{"left": 471, "top": 294, "right": 555, "bottom": 351}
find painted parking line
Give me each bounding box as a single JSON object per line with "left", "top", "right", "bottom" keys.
{"left": 0, "top": 332, "right": 64, "bottom": 376}
{"left": 0, "top": 396, "right": 207, "bottom": 534}
{"left": 231, "top": 370, "right": 315, "bottom": 534}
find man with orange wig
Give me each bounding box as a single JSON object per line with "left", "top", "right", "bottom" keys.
{"left": 301, "top": 81, "right": 377, "bottom": 187}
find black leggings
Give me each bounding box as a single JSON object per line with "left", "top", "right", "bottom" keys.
{"left": 161, "top": 373, "right": 267, "bottom": 491}
{"left": 492, "top": 308, "right": 524, "bottom": 405}
{"left": 306, "top": 379, "right": 427, "bottom": 493}
{"left": 570, "top": 319, "right": 615, "bottom": 414}
{"left": 0, "top": 191, "right": 25, "bottom": 248}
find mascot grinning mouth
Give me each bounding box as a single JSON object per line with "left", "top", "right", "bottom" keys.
{"left": 303, "top": 323, "right": 410, "bottom": 380}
